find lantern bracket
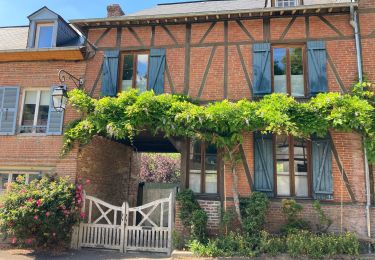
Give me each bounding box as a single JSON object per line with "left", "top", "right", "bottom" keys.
{"left": 58, "top": 70, "right": 84, "bottom": 89}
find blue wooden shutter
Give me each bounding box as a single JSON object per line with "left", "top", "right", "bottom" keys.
{"left": 148, "top": 48, "right": 166, "bottom": 95}
{"left": 101, "top": 50, "right": 120, "bottom": 97}
{"left": 253, "top": 43, "right": 271, "bottom": 96}
{"left": 307, "top": 41, "right": 328, "bottom": 95}
{"left": 254, "top": 132, "right": 274, "bottom": 197}
{"left": 47, "top": 86, "right": 64, "bottom": 135}
{"left": 312, "top": 135, "right": 333, "bottom": 200}
{"left": 0, "top": 87, "right": 19, "bottom": 135}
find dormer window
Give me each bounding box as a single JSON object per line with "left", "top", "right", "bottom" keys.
{"left": 276, "top": 0, "right": 300, "bottom": 7}
{"left": 35, "top": 23, "right": 54, "bottom": 48}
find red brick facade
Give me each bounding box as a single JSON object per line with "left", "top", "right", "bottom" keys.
{"left": 0, "top": 1, "right": 374, "bottom": 238}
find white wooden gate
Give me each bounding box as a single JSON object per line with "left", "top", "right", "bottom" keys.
{"left": 78, "top": 193, "right": 126, "bottom": 252}
{"left": 125, "top": 192, "right": 174, "bottom": 254}
{"left": 74, "top": 192, "right": 174, "bottom": 254}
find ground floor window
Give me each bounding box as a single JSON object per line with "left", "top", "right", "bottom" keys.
{"left": 275, "top": 135, "right": 310, "bottom": 197}
{"left": 0, "top": 171, "right": 42, "bottom": 194}
{"left": 188, "top": 140, "right": 218, "bottom": 194}
{"left": 255, "top": 132, "right": 333, "bottom": 200}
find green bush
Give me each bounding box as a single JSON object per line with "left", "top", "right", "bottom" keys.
{"left": 260, "top": 231, "right": 286, "bottom": 256}
{"left": 240, "top": 192, "right": 270, "bottom": 236}
{"left": 0, "top": 176, "right": 81, "bottom": 248}
{"left": 280, "top": 199, "right": 310, "bottom": 234}
{"left": 312, "top": 200, "right": 333, "bottom": 233}
{"left": 176, "top": 189, "right": 208, "bottom": 243}
{"left": 286, "top": 230, "right": 360, "bottom": 258}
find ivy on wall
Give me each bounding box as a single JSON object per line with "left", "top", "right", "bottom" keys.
{"left": 63, "top": 82, "right": 374, "bottom": 162}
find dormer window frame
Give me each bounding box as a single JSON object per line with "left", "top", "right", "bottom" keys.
{"left": 34, "top": 22, "right": 55, "bottom": 49}
{"left": 272, "top": 0, "right": 303, "bottom": 7}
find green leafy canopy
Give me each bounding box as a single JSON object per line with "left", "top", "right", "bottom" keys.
{"left": 63, "top": 82, "right": 375, "bottom": 162}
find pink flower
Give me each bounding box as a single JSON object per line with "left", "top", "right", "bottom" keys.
{"left": 85, "top": 179, "right": 91, "bottom": 185}
{"left": 33, "top": 215, "right": 38, "bottom": 220}
{"left": 27, "top": 198, "right": 33, "bottom": 203}
{"left": 11, "top": 237, "right": 17, "bottom": 244}
{"left": 25, "top": 238, "right": 33, "bottom": 245}
{"left": 80, "top": 212, "right": 86, "bottom": 219}
{"left": 21, "top": 189, "right": 26, "bottom": 194}
{"left": 77, "top": 184, "right": 82, "bottom": 191}
{"left": 52, "top": 233, "right": 56, "bottom": 237}
{"left": 36, "top": 199, "right": 41, "bottom": 207}
{"left": 46, "top": 212, "right": 50, "bottom": 217}
{"left": 77, "top": 199, "right": 82, "bottom": 204}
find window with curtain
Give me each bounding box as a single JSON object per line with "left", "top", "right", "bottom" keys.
{"left": 276, "top": 135, "right": 309, "bottom": 197}
{"left": 20, "top": 90, "right": 50, "bottom": 134}
{"left": 273, "top": 45, "right": 305, "bottom": 97}
{"left": 188, "top": 140, "right": 218, "bottom": 194}
{"left": 120, "top": 52, "right": 149, "bottom": 93}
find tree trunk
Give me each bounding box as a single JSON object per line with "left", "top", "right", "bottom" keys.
{"left": 227, "top": 147, "right": 243, "bottom": 227}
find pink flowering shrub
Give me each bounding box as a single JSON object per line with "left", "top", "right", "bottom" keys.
{"left": 0, "top": 175, "right": 82, "bottom": 248}
{"left": 140, "top": 153, "right": 181, "bottom": 183}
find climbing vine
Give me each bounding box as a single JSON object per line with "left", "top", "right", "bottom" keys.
{"left": 63, "top": 82, "right": 374, "bottom": 160}
{"left": 62, "top": 82, "right": 374, "bottom": 225}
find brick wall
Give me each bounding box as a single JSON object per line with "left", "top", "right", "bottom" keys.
{"left": 77, "top": 136, "right": 139, "bottom": 207}
{"left": 0, "top": 59, "right": 85, "bottom": 179}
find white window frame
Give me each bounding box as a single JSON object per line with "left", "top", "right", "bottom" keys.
{"left": 19, "top": 89, "right": 50, "bottom": 135}
{"left": 276, "top": 0, "right": 299, "bottom": 7}
{"left": 0, "top": 171, "right": 42, "bottom": 194}
{"left": 34, "top": 23, "right": 54, "bottom": 48}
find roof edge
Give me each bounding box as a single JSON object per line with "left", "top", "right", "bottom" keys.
{"left": 70, "top": 2, "right": 358, "bottom": 25}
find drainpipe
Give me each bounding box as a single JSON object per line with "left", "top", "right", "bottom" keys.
{"left": 350, "top": 5, "right": 371, "bottom": 239}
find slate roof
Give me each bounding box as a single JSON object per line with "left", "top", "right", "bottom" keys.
{"left": 127, "top": 0, "right": 353, "bottom": 17}
{"left": 0, "top": 26, "right": 28, "bottom": 50}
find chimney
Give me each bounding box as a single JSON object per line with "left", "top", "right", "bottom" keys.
{"left": 107, "top": 4, "right": 125, "bottom": 17}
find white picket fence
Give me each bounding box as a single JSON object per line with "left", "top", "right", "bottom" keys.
{"left": 72, "top": 191, "right": 174, "bottom": 255}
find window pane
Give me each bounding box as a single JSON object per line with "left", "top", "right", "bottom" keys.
{"left": 290, "top": 48, "right": 304, "bottom": 97}
{"left": 122, "top": 55, "right": 134, "bottom": 92}
{"left": 0, "top": 174, "right": 9, "bottom": 194}
{"left": 205, "top": 143, "right": 217, "bottom": 194}
{"left": 294, "top": 138, "right": 308, "bottom": 197}
{"left": 21, "top": 91, "right": 37, "bottom": 133}
{"left": 136, "top": 54, "right": 149, "bottom": 93}
{"left": 277, "top": 0, "right": 297, "bottom": 7}
{"left": 28, "top": 173, "right": 42, "bottom": 183}
{"left": 276, "top": 135, "right": 290, "bottom": 196}
{"left": 189, "top": 140, "right": 202, "bottom": 193}
{"left": 37, "top": 91, "right": 49, "bottom": 133}
{"left": 37, "top": 25, "right": 53, "bottom": 48}
{"left": 273, "top": 48, "right": 287, "bottom": 94}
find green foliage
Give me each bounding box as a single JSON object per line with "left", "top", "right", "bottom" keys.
{"left": 259, "top": 231, "right": 287, "bottom": 256}
{"left": 189, "top": 230, "right": 359, "bottom": 258}
{"left": 176, "top": 189, "right": 207, "bottom": 243}
{"left": 280, "top": 199, "right": 310, "bottom": 234}
{"left": 0, "top": 176, "right": 80, "bottom": 248}
{"left": 240, "top": 192, "right": 270, "bottom": 236}
{"left": 286, "top": 230, "right": 359, "bottom": 258}
{"left": 63, "top": 86, "right": 375, "bottom": 162}
{"left": 219, "top": 208, "right": 235, "bottom": 235}
{"left": 313, "top": 200, "right": 333, "bottom": 233}
{"left": 172, "top": 229, "right": 188, "bottom": 250}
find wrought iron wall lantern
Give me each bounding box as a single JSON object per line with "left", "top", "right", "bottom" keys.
{"left": 53, "top": 70, "right": 85, "bottom": 112}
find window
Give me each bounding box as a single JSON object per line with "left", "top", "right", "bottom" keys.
{"left": 275, "top": 0, "right": 299, "bottom": 7}
{"left": 188, "top": 140, "right": 218, "bottom": 194}
{"left": 35, "top": 23, "right": 54, "bottom": 48}
{"left": 20, "top": 90, "right": 50, "bottom": 134}
{"left": 275, "top": 135, "right": 310, "bottom": 197}
{"left": 273, "top": 45, "right": 305, "bottom": 97}
{"left": 120, "top": 52, "right": 149, "bottom": 93}
{"left": 0, "top": 172, "right": 42, "bottom": 194}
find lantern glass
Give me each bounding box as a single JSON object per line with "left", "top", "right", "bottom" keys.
{"left": 52, "top": 86, "right": 67, "bottom": 112}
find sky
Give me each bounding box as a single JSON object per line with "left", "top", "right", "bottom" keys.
{"left": 0, "top": 0, "right": 190, "bottom": 27}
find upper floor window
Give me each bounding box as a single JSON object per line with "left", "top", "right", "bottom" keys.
{"left": 188, "top": 140, "right": 218, "bottom": 194}
{"left": 275, "top": 0, "right": 299, "bottom": 7}
{"left": 35, "top": 23, "right": 54, "bottom": 48}
{"left": 273, "top": 45, "right": 305, "bottom": 97}
{"left": 119, "top": 52, "right": 149, "bottom": 93}
{"left": 20, "top": 90, "right": 50, "bottom": 134}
